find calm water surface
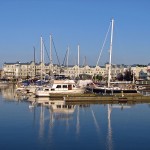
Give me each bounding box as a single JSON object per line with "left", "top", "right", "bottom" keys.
{"left": 0, "top": 86, "right": 150, "bottom": 150}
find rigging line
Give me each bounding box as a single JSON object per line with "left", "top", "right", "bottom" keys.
{"left": 62, "top": 48, "right": 68, "bottom": 66}
{"left": 82, "top": 56, "right": 87, "bottom": 67}
{"left": 51, "top": 37, "right": 60, "bottom": 66}
{"left": 96, "top": 22, "right": 111, "bottom": 66}
{"left": 90, "top": 107, "right": 100, "bottom": 132}
{"left": 42, "top": 40, "right": 50, "bottom": 62}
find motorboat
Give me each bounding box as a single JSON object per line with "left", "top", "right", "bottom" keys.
{"left": 35, "top": 79, "right": 85, "bottom": 97}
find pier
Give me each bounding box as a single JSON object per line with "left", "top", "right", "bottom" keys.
{"left": 46, "top": 93, "right": 150, "bottom": 104}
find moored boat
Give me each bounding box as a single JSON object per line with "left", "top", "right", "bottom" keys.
{"left": 86, "top": 82, "right": 137, "bottom": 94}
{"left": 86, "top": 19, "right": 137, "bottom": 95}
{"left": 35, "top": 79, "right": 85, "bottom": 97}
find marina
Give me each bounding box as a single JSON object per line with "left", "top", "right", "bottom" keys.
{"left": 1, "top": 1, "right": 150, "bottom": 150}
{"left": 10, "top": 79, "right": 150, "bottom": 104}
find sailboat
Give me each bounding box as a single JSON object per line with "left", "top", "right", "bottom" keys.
{"left": 86, "top": 19, "right": 137, "bottom": 94}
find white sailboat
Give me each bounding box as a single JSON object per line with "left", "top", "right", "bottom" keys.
{"left": 86, "top": 19, "right": 137, "bottom": 94}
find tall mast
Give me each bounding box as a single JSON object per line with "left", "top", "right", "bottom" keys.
{"left": 40, "top": 36, "right": 43, "bottom": 80}
{"left": 40, "top": 36, "right": 43, "bottom": 63}
{"left": 67, "top": 45, "right": 69, "bottom": 76}
{"left": 33, "top": 46, "right": 36, "bottom": 77}
{"left": 33, "top": 46, "right": 35, "bottom": 63}
{"left": 77, "top": 44, "right": 80, "bottom": 77}
{"left": 50, "top": 34, "right": 53, "bottom": 65}
{"left": 43, "top": 40, "right": 44, "bottom": 65}
{"left": 108, "top": 18, "right": 114, "bottom": 87}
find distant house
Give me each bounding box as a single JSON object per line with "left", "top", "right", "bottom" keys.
{"left": 131, "top": 65, "right": 147, "bottom": 80}
{"left": 0, "top": 69, "right": 2, "bottom": 78}
{"left": 139, "top": 69, "right": 147, "bottom": 80}
{"left": 147, "top": 63, "right": 150, "bottom": 80}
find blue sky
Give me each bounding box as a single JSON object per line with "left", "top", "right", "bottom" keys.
{"left": 0, "top": 0, "right": 150, "bottom": 68}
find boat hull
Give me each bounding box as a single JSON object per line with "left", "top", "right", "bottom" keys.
{"left": 35, "top": 89, "right": 85, "bottom": 97}
{"left": 86, "top": 87, "right": 137, "bottom": 94}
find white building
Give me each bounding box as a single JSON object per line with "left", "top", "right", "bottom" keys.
{"left": 2, "top": 61, "right": 149, "bottom": 81}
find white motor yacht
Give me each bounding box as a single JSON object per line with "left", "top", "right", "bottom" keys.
{"left": 35, "top": 79, "right": 85, "bottom": 97}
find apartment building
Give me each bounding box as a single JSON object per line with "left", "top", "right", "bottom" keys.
{"left": 1, "top": 61, "right": 149, "bottom": 80}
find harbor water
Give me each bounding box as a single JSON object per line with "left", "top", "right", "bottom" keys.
{"left": 0, "top": 86, "right": 150, "bottom": 150}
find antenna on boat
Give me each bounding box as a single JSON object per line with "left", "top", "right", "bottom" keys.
{"left": 108, "top": 18, "right": 114, "bottom": 88}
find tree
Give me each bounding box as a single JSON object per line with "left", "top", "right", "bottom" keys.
{"left": 96, "top": 75, "right": 103, "bottom": 81}
{"left": 123, "top": 69, "right": 133, "bottom": 81}
{"left": 116, "top": 73, "right": 124, "bottom": 81}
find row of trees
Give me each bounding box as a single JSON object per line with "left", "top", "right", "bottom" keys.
{"left": 116, "top": 69, "right": 135, "bottom": 81}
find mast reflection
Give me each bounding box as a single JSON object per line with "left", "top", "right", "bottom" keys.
{"left": 107, "top": 104, "right": 113, "bottom": 150}
{"left": 107, "top": 103, "right": 132, "bottom": 150}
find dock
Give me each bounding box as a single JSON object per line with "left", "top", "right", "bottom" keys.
{"left": 47, "top": 93, "right": 150, "bottom": 104}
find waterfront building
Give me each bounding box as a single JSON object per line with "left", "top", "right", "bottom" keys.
{"left": 0, "top": 69, "right": 2, "bottom": 78}
{"left": 1, "top": 61, "right": 150, "bottom": 81}
{"left": 131, "top": 65, "right": 147, "bottom": 80}
{"left": 2, "top": 61, "right": 61, "bottom": 80}
{"left": 2, "top": 61, "right": 36, "bottom": 80}
{"left": 147, "top": 63, "right": 150, "bottom": 80}
{"left": 2, "top": 62, "right": 106, "bottom": 80}
{"left": 105, "top": 63, "right": 128, "bottom": 80}
{"left": 60, "top": 65, "right": 106, "bottom": 78}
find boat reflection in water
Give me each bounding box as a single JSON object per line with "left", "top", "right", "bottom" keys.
{"left": 28, "top": 96, "right": 76, "bottom": 122}
{"left": 0, "top": 84, "right": 16, "bottom": 100}
{"left": 49, "top": 100, "right": 76, "bottom": 125}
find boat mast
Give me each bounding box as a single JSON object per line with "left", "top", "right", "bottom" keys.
{"left": 108, "top": 18, "right": 114, "bottom": 88}
{"left": 77, "top": 44, "right": 80, "bottom": 78}
{"left": 50, "top": 34, "right": 53, "bottom": 65}
{"left": 40, "top": 36, "right": 43, "bottom": 64}
{"left": 33, "top": 46, "right": 36, "bottom": 77}
{"left": 43, "top": 39, "right": 44, "bottom": 66}
{"left": 40, "top": 36, "right": 43, "bottom": 81}
{"left": 67, "top": 45, "right": 69, "bottom": 77}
